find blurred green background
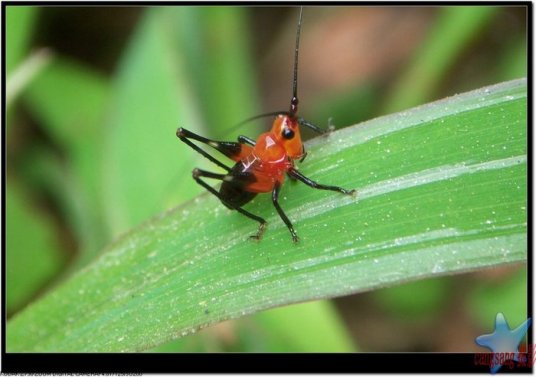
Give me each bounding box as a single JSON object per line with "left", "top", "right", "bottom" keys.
{"left": 6, "top": 6, "right": 527, "bottom": 352}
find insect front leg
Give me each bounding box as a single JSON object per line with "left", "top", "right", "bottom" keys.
{"left": 297, "top": 117, "right": 334, "bottom": 135}
{"left": 191, "top": 168, "right": 267, "bottom": 241}
{"left": 288, "top": 168, "right": 356, "bottom": 196}
{"left": 272, "top": 182, "right": 299, "bottom": 243}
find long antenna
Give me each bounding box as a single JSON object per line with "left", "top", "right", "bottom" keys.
{"left": 290, "top": 7, "right": 303, "bottom": 116}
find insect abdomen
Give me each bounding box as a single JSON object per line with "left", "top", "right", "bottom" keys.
{"left": 219, "top": 163, "right": 258, "bottom": 208}
{"left": 219, "top": 182, "right": 257, "bottom": 209}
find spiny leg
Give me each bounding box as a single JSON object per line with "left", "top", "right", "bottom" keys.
{"left": 238, "top": 135, "right": 256, "bottom": 146}
{"left": 177, "top": 128, "right": 231, "bottom": 171}
{"left": 192, "top": 168, "right": 267, "bottom": 241}
{"left": 178, "top": 128, "right": 256, "bottom": 170}
{"left": 272, "top": 182, "right": 299, "bottom": 243}
{"left": 288, "top": 168, "right": 356, "bottom": 195}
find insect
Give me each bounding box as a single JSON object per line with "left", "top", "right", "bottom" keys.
{"left": 177, "top": 7, "right": 356, "bottom": 243}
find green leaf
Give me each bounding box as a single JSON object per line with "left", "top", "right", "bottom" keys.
{"left": 7, "top": 48, "right": 53, "bottom": 109}
{"left": 174, "top": 7, "right": 261, "bottom": 137}
{"left": 24, "top": 59, "right": 109, "bottom": 150}
{"left": 103, "top": 8, "right": 261, "bottom": 238}
{"left": 6, "top": 6, "right": 42, "bottom": 125}
{"left": 102, "top": 8, "right": 199, "bottom": 237}
{"left": 7, "top": 79, "right": 526, "bottom": 352}
{"left": 7, "top": 181, "right": 66, "bottom": 314}
{"left": 151, "top": 300, "right": 355, "bottom": 352}
{"left": 383, "top": 6, "right": 498, "bottom": 113}
{"left": 152, "top": 300, "right": 356, "bottom": 352}
{"left": 6, "top": 6, "right": 39, "bottom": 75}
{"left": 23, "top": 59, "right": 111, "bottom": 266}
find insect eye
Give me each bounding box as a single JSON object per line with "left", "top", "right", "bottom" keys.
{"left": 282, "top": 128, "right": 295, "bottom": 140}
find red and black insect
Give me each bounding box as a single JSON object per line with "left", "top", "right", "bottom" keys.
{"left": 177, "top": 8, "right": 356, "bottom": 242}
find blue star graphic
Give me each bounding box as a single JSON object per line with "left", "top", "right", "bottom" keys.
{"left": 475, "top": 313, "right": 531, "bottom": 374}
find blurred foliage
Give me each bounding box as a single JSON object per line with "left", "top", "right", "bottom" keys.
{"left": 382, "top": 6, "right": 499, "bottom": 113}
{"left": 6, "top": 5, "right": 527, "bottom": 353}
{"left": 469, "top": 268, "right": 527, "bottom": 332}
{"left": 374, "top": 277, "right": 452, "bottom": 321}
{"left": 152, "top": 300, "right": 356, "bottom": 352}
{"left": 23, "top": 59, "right": 111, "bottom": 268}
{"left": 6, "top": 6, "right": 39, "bottom": 74}
{"left": 6, "top": 181, "right": 66, "bottom": 314}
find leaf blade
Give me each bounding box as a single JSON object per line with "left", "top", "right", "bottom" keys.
{"left": 7, "top": 79, "right": 527, "bottom": 352}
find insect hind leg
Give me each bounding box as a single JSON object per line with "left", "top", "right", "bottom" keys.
{"left": 238, "top": 135, "right": 256, "bottom": 146}
{"left": 177, "top": 128, "right": 254, "bottom": 169}
{"left": 177, "top": 128, "right": 231, "bottom": 171}
{"left": 192, "top": 168, "right": 267, "bottom": 241}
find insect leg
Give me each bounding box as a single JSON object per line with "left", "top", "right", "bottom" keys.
{"left": 192, "top": 168, "right": 267, "bottom": 240}
{"left": 177, "top": 128, "right": 231, "bottom": 171}
{"left": 272, "top": 183, "right": 299, "bottom": 243}
{"left": 238, "top": 135, "right": 256, "bottom": 146}
{"left": 297, "top": 117, "right": 334, "bottom": 135}
{"left": 288, "top": 168, "right": 356, "bottom": 196}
